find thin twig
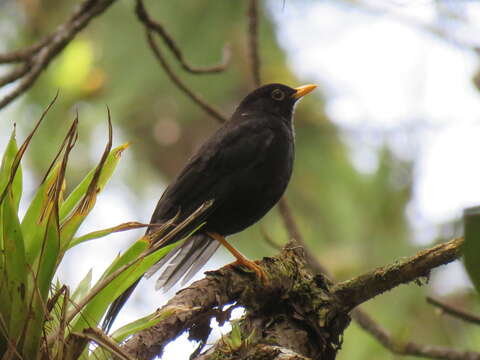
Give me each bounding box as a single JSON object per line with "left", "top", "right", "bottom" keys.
{"left": 136, "top": 6, "right": 228, "bottom": 124}
{"left": 277, "top": 198, "right": 304, "bottom": 246}
{"left": 136, "top": 0, "right": 228, "bottom": 123}
{"left": 0, "top": 0, "right": 118, "bottom": 111}
{"left": 247, "top": 0, "right": 261, "bottom": 87}
{"left": 352, "top": 308, "right": 480, "bottom": 360}
{"left": 0, "top": 37, "right": 51, "bottom": 63}
{"left": 277, "top": 197, "right": 330, "bottom": 275}
{"left": 0, "top": 63, "right": 30, "bottom": 87}
{"left": 426, "top": 296, "right": 480, "bottom": 326}
{"left": 260, "top": 226, "right": 283, "bottom": 251}
{"left": 135, "top": 0, "right": 230, "bottom": 74}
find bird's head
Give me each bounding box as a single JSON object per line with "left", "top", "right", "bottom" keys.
{"left": 234, "top": 83, "right": 317, "bottom": 122}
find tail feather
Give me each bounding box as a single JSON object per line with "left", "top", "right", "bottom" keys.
{"left": 155, "top": 234, "right": 218, "bottom": 291}
{"left": 102, "top": 233, "right": 217, "bottom": 332}
{"left": 181, "top": 240, "right": 219, "bottom": 285}
{"left": 102, "top": 278, "right": 141, "bottom": 333}
{"left": 154, "top": 234, "right": 216, "bottom": 291}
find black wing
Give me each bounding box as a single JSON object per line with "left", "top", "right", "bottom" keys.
{"left": 149, "top": 120, "right": 275, "bottom": 240}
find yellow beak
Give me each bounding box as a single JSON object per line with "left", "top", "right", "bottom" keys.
{"left": 292, "top": 84, "right": 317, "bottom": 99}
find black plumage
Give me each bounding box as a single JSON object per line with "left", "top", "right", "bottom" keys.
{"left": 103, "top": 83, "right": 316, "bottom": 331}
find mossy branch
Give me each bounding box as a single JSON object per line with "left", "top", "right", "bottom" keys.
{"left": 332, "top": 237, "right": 464, "bottom": 311}
{"left": 121, "top": 237, "right": 467, "bottom": 360}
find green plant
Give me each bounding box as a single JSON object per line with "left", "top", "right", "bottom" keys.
{"left": 0, "top": 99, "right": 203, "bottom": 359}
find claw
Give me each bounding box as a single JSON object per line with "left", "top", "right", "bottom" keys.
{"left": 231, "top": 258, "right": 268, "bottom": 284}
{"left": 207, "top": 231, "right": 268, "bottom": 284}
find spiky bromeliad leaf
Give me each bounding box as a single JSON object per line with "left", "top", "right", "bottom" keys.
{"left": 0, "top": 129, "right": 22, "bottom": 212}
{"left": 59, "top": 111, "right": 129, "bottom": 251}
{"left": 68, "top": 221, "right": 148, "bottom": 249}
{"left": 22, "top": 205, "right": 61, "bottom": 360}
{"left": 21, "top": 162, "right": 62, "bottom": 264}
{"left": 60, "top": 141, "right": 129, "bottom": 249}
{"left": 22, "top": 118, "right": 74, "bottom": 359}
{"left": 1, "top": 186, "right": 28, "bottom": 343}
{"left": 90, "top": 310, "right": 172, "bottom": 360}
{"left": 0, "top": 95, "right": 57, "bottom": 357}
{"left": 62, "top": 207, "right": 210, "bottom": 356}
{"left": 0, "top": 129, "right": 22, "bottom": 310}
{"left": 464, "top": 206, "right": 480, "bottom": 296}
{"left": 70, "top": 270, "right": 93, "bottom": 311}
{"left": 68, "top": 238, "right": 179, "bottom": 334}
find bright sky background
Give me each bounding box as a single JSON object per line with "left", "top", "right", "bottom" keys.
{"left": 1, "top": 1, "right": 480, "bottom": 358}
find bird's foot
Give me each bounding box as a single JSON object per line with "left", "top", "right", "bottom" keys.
{"left": 207, "top": 231, "right": 269, "bottom": 284}
{"left": 230, "top": 258, "right": 268, "bottom": 285}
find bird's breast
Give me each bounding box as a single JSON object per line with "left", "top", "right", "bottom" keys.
{"left": 207, "top": 126, "right": 294, "bottom": 235}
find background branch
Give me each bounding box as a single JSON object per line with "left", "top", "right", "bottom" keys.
{"left": 0, "top": 0, "right": 118, "bottom": 111}
{"left": 351, "top": 309, "right": 480, "bottom": 360}
{"left": 247, "top": 0, "right": 261, "bottom": 87}
{"left": 136, "top": 0, "right": 228, "bottom": 124}
{"left": 426, "top": 296, "right": 480, "bottom": 326}
{"left": 135, "top": 0, "right": 231, "bottom": 74}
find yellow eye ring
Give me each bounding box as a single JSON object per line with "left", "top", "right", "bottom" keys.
{"left": 271, "top": 89, "right": 285, "bottom": 101}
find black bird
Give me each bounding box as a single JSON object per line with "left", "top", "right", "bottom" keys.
{"left": 103, "top": 83, "right": 316, "bottom": 331}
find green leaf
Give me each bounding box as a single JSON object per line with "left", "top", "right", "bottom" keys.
{"left": 0, "top": 129, "right": 22, "bottom": 213}
{"left": 21, "top": 163, "right": 61, "bottom": 265}
{"left": 464, "top": 206, "right": 480, "bottom": 295}
{"left": 70, "top": 270, "right": 93, "bottom": 310}
{"left": 68, "top": 221, "right": 147, "bottom": 249}
{"left": 22, "top": 206, "right": 61, "bottom": 359}
{"left": 90, "top": 310, "right": 173, "bottom": 360}
{"left": 0, "top": 188, "right": 28, "bottom": 341}
{"left": 60, "top": 143, "right": 129, "bottom": 247}
{"left": 69, "top": 238, "right": 179, "bottom": 334}
{"left": 110, "top": 311, "right": 169, "bottom": 343}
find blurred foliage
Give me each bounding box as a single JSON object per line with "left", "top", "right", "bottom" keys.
{"left": 0, "top": 0, "right": 478, "bottom": 359}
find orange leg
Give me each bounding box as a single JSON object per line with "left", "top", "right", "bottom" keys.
{"left": 207, "top": 232, "right": 268, "bottom": 284}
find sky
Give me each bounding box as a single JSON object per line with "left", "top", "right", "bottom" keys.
{"left": 1, "top": 0, "right": 480, "bottom": 358}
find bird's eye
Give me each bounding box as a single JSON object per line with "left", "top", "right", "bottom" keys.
{"left": 271, "top": 89, "right": 285, "bottom": 101}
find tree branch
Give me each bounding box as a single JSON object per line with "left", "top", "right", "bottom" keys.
{"left": 122, "top": 242, "right": 347, "bottom": 360}
{"left": 247, "top": 0, "right": 261, "bottom": 88}
{"left": 0, "top": 0, "right": 118, "bottom": 111}
{"left": 332, "top": 237, "right": 464, "bottom": 311}
{"left": 352, "top": 309, "right": 480, "bottom": 360}
{"left": 135, "top": 0, "right": 231, "bottom": 74}
{"left": 135, "top": 0, "right": 228, "bottom": 124}
{"left": 426, "top": 296, "right": 480, "bottom": 326}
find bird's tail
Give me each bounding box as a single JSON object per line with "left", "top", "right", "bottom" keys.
{"left": 102, "top": 278, "right": 140, "bottom": 333}
{"left": 101, "top": 233, "right": 219, "bottom": 332}
{"left": 145, "top": 233, "right": 219, "bottom": 291}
